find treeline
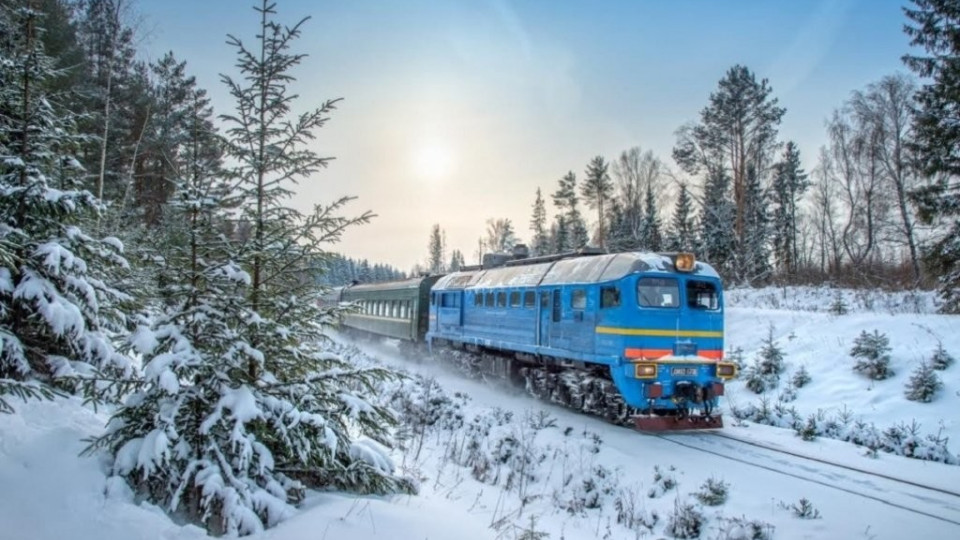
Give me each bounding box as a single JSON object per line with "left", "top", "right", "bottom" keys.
{"left": 318, "top": 254, "right": 407, "bottom": 286}
{"left": 523, "top": 68, "right": 937, "bottom": 293}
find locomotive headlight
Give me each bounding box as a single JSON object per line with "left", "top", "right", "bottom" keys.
{"left": 716, "top": 362, "right": 737, "bottom": 379}
{"left": 635, "top": 363, "right": 658, "bottom": 379}
{"left": 675, "top": 252, "right": 695, "bottom": 272}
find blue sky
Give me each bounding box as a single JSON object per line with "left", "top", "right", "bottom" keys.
{"left": 137, "top": 0, "right": 916, "bottom": 271}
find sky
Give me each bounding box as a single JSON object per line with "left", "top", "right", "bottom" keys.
{"left": 135, "top": 0, "right": 916, "bottom": 272}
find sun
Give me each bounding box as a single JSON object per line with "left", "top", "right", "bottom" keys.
{"left": 411, "top": 140, "right": 455, "bottom": 182}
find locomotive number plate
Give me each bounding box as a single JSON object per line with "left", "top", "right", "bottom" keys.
{"left": 670, "top": 367, "right": 698, "bottom": 376}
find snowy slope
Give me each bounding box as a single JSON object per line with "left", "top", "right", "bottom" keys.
{"left": 1, "top": 286, "right": 959, "bottom": 540}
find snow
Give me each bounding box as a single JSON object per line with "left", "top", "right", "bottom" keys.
{"left": 2, "top": 286, "right": 959, "bottom": 539}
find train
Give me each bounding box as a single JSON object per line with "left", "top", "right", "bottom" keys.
{"left": 332, "top": 248, "right": 735, "bottom": 430}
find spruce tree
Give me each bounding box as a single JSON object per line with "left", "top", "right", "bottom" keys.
{"left": 668, "top": 182, "right": 697, "bottom": 251}
{"left": 448, "top": 249, "right": 465, "bottom": 272}
{"left": 639, "top": 185, "right": 663, "bottom": 251}
{"left": 553, "top": 171, "right": 588, "bottom": 250}
{"left": 0, "top": 3, "right": 132, "bottom": 412}
{"left": 581, "top": 155, "right": 614, "bottom": 248}
{"left": 427, "top": 223, "right": 445, "bottom": 273}
{"left": 529, "top": 187, "right": 549, "bottom": 256}
{"left": 904, "top": 362, "right": 942, "bottom": 402}
{"left": 88, "top": 2, "right": 407, "bottom": 534}
{"left": 698, "top": 167, "right": 736, "bottom": 274}
{"left": 739, "top": 164, "right": 770, "bottom": 282}
{"left": 903, "top": 0, "right": 960, "bottom": 312}
{"left": 771, "top": 142, "right": 808, "bottom": 275}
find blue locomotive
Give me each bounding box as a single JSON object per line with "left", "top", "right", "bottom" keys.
{"left": 338, "top": 249, "right": 734, "bottom": 429}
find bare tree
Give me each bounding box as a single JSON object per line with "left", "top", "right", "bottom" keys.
{"left": 850, "top": 74, "right": 923, "bottom": 282}
{"left": 812, "top": 149, "right": 843, "bottom": 274}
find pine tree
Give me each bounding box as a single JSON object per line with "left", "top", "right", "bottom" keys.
{"left": 668, "top": 182, "right": 697, "bottom": 251}
{"left": 638, "top": 185, "right": 663, "bottom": 251}
{"left": 75, "top": 0, "right": 145, "bottom": 206}
{"left": 88, "top": 3, "right": 408, "bottom": 534}
{"left": 904, "top": 362, "right": 942, "bottom": 402}
{"left": 771, "top": 142, "right": 808, "bottom": 275}
{"left": 427, "top": 223, "right": 445, "bottom": 274}
{"left": 553, "top": 171, "right": 588, "bottom": 250}
{"left": 529, "top": 187, "right": 549, "bottom": 256}
{"left": 698, "top": 167, "right": 736, "bottom": 274}
{"left": 0, "top": 2, "right": 132, "bottom": 412}
{"left": 904, "top": 0, "right": 960, "bottom": 312}
{"left": 738, "top": 164, "right": 770, "bottom": 282}
{"left": 581, "top": 155, "right": 614, "bottom": 248}
{"left": 448, "top": 249, "right": 465, "bottom": 272}
{"left": 674, "top": 65, "right": 785, "bottom": 278}
{"left": 850, "top": 330, "right": 894, "bottom": 380}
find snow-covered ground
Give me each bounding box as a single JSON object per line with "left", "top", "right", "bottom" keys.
{"left": 1, "top": 286, "right": 959, "bottom": 539}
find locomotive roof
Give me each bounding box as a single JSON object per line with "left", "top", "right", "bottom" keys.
{"left": 432, "top": 252, "right": 720, "bottom": 290}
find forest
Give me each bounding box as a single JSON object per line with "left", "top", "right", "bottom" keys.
{"left": 1, "top": 0, "right": 958, "bottom": 535}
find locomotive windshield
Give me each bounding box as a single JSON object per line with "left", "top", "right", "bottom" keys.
{"left": 637, "top": 277, "right": 679, "bottom": 308}
{"left": 686, "top": 280, "right": 720, "bottom": 310}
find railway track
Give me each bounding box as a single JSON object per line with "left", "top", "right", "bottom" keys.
{"left": 651, "top": 430, "right": 960, "bottom": 528}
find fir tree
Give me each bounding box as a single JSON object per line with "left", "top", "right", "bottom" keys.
{"left": 0, "top": 3, "right": 132, "bottom": 412}
{"left": 698, "top": 167, "right": 736, "bottom": 274}
{"left": 529, "top": 187, "right": 549, "bottom": 256}
{"left": 88, "top": 3, "right": 407, "bottom": 534}
{"left": 427, "top": 223, "right": 445, "bottom": 274}
{"left": 904, "top": 0, "right": 960, "bottom": 313}
{"left": 668, "top": 182, "right": 697, "bottom": 251}
{"left": 771, "top": 142, "right": 808, "bottom": 275}
{"left": 850, "top": 330, "right": 894, "bottom": 380}
{"left": 738, "top": 164, "right": 770, "bottom": 282}
{"left": 638, "top": 185, "right": 663, "bottom": 251}
{"left": 904, "top": 362, "right": 942, "bottom": 402}
{"left": 448, "top": 249, "right": 465, "bottom": 272}
{"left": 581, "top": 155, "right": 614, "bottom": 248}
{"left": 930, "top": 342, "right": 954, "bottom": 370}
{"left": 553, "top": 171, "right": 588, "bottom": 250}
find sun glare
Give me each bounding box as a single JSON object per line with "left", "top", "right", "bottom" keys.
{"left": 412, "top": 140, "right": 455, "bottom": 182}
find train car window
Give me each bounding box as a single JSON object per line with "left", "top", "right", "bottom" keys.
{"left": 509, "top": 291, "right": 521, "bottom": 307}
{"left": 687, "top": 280, "right": 720, "bottom": 310}
{"left": 485, "top": 292, "right": 494, "bottom": 306}
{"left": 431, "top": 293, "right": 436, "bottom": 306}
{"left": 637, "top": 277, "right": 679, "bottom": 308}
{"left": 474, "top": 292, "right": 482, "bottom": 306}
{"left": 497, "top": 291, "right": 506, "bottom": 307}
{"left": 571, "top": 289, "right": 586, "bottom": 310}
{"left": 524, "top": 291, "right": 536, "bottom": 308}
{"left": 441, "top": 293, "right": 455, "bottom": 307}
{"left": 540, "top": 291, "right": 549, "bottom": 308}
{"left": 600, "top": 287, "right": 621, "bottom": 308}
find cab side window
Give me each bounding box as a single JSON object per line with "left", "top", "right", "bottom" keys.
{"left": 571, "top": 289, "right": 586, "bottom": 310}
{"left": 601, "top": 287, "right": 620, "bottom": 308}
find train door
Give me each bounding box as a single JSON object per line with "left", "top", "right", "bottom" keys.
{"left": 537, "top": 289, "right": 557, "bottom": 348}
{"left": 437, "top": 290, "right": 463, "bottom": 337}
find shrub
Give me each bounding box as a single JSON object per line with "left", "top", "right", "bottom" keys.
{"left": 666, "top": 500, "right": 704, "bottom": 539}
{"left": 931, "top": 343, "right": 955, "bottom": 371}
{"left": 694, "top": 477, "right": 729, "bottom": 506}
{"left": 796, "top": 414, "right": 818, "bottom": 441}
{"left": 829, "top": 291, "right": 848, "bottom": 315}
{"left": 789, "top": 498, "right": 821, "bottom": 519}
{"left": 850, "top": 330, "right": 893, "bottom": 380}
{"left": 905, "top": 362, "right": 943, "bottom": 402}
{"left": 648, "top": 465, "right": 677, "bottom": 498}
{"left": 791, "top": 365, "right": 811, "bottom": 388}
{"left": 715, "top": 516, "right": 775, "bottom": 540}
